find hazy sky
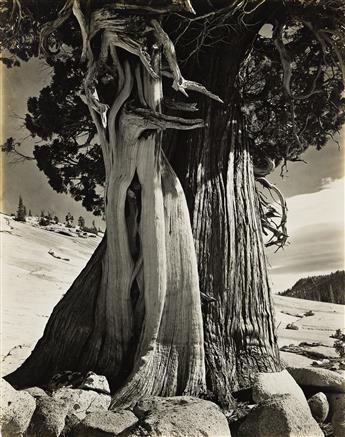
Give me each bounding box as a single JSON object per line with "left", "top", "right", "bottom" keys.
{"left": 1, "top": 59, "right": 344, "bottom": 292}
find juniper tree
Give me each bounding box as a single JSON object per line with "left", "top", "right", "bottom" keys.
{"left": 2, "top": 0, "right": 344, "bottom": 408}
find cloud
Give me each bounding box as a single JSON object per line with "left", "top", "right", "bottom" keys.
{"left": 268, "top": 177, "right": 344, "bottom": 292}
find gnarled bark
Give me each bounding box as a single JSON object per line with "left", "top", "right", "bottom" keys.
{"left": 6, "top": 3, "right": 283, "bottom": 410}
{"left": 6, "top": 9, "right": 207, "bottom": 408}
{"left": 167, "top": 29, "right": 282, "bottom": 408}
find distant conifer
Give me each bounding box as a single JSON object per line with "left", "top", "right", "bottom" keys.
{"left": 16, "top": 196, "right": 26, "bottom": 222}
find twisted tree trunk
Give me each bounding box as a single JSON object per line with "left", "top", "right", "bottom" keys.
{"left": 5, "top": 12, "right": 206, "bottom": 407}
{"left": 5, "top": 2, "right": 282, "bottom": 410}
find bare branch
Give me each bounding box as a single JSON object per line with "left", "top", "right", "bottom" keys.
{"left": 273, "top": 22, "right": 292, "bottom": 96}
{"left": 72, "top": 0, "right": 90, "bottom": 62}
{"left": 164, "top": 98, "right": 199, "bottom": 112}
{"left": 124, "top": 106, "right": 204, "bottom": 131}
{"left": 40, "top": 0, "right": 73, "bottom": 56}
{"left": 151, "top": 19, "right": 223, "bottom": 103}
{"left": 257, "top": 177, "right": 288, "bottom": 250}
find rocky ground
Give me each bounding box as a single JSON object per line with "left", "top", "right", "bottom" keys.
{"left": 1, "top": 213, "right": 345, "bottom": 436}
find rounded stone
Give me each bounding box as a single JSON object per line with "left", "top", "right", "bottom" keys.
{"left": 308, "top": 392, "right": 329, "bottom": 423}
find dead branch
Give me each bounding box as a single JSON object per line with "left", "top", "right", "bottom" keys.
{"left": 164, "top": 98, "right": 199, "bottom": 112}
{"left": 124, "top": 105, "right": 204, "bottom": 131}
{"left": 257, "top": 176, "right": 288, "bottom": 250}
{"left": 40, "top": 0, "right": 73, "bottom": 55}
{"left": 151, "top": 19, "right": 223, "bottom": 103}
{"left": 273, "top": 22, "right": 292, "bottom": 97}
{"left": 72, "top": 0, "right": 90, "bottom": 62}
{"left": 98, "top": 1, "right": 195, "bottom": 15}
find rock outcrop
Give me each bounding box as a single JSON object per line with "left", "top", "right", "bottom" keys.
{"left": 27, "top": 396, "right": 69, "bottom": 437}
{"left": 53, "top": 387, "right": 111, "bottom": 420}
{"left": 131, "top": 396, "right": 231, "bottom": 437}
{"left": 1, "top": 376, "right": 232, "bottom": 437}
{"left": 327, "top": 393, "right": 345, "bottom": 437}
{"left": 238, "top": 394, "right": 323, "bottom": 437}
{"left": 71, "top": 410, "right": 138, "bottom": 437}
{"left": 308, "top": 392, "right": 329, "bottom": 423}
{"left": 0, "top": 378, "right": 36, "bottom": 437}
{"left": 252, "top": 369, "right": 309, "bottom": 410}
{"left": 287, "top": 367, "right": 345, "bottom": 393}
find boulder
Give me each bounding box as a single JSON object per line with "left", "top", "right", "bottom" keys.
{"left": 78, "top": 371, "right": 110, "bottom": 394}
{"left": 71, "top": 410, "right": 138, "bottom": 437}
{"left": 0, "top": 378, "right": 36, "bottom": 437}
{"left": 287, "top": 367, "right": 345, "bottom": 393}
{"left": 23, "top": 386, "right": 49, "bottom": 398}
{"left": 62, "top": 413, "right": 81, "bottom": 436}
{"left": 252, "top": 369, "right": 309, "bottom": 410}
{"left": 327, "top": 393, "right": 345, "bottom": 437}
{"left": 27, "top": 396, "right": 69, "bottom": 437}
{"left": 131, "top": 396, "right": 231, "bottom": 437}
{"left": 53, "top": 388, "right": 111, "bottom": 420}
{"left": 238, "top": 394, "right": 323, "bottom": 437}
{"left": 308, "top": 392, "right": 329, "bottom": 423}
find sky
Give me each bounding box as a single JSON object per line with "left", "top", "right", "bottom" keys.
{"left": 1, "top": 59, "right": 344, "bottom": 292}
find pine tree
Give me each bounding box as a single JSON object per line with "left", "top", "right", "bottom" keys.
{"left": 15, "top": 196, "right": 26, "bottom": 222}
{"left": 28, "top": 209, "right": 32, "bottom": 216}
{"left": 39, "top": 210, "right": 48, "bottom": 226}
{"left": 65, "top": 212, "right": 74, "bottom": 228}
{"left": 78, "top": 216, "right": 85, "bottom": 229}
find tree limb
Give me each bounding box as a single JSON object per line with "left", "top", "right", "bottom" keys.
{"left": 257, "top": 176, "right": 288, "bottom": 250}
{"left": 151, "top": 19, "right": 223, "bottom": 103}
{"left": 124, "top": 106, "right": 205, "bottom": 131}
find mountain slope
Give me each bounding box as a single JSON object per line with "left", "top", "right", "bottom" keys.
{"left": 279, "top": 271, "right": 345, "bottom": 304}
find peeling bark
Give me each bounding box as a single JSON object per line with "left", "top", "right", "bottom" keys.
{"left": 6, "top": 10, "right": 206, "bottom": 408}
{"left": 6, "top": 4, "right": 282, "bottom": 410}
